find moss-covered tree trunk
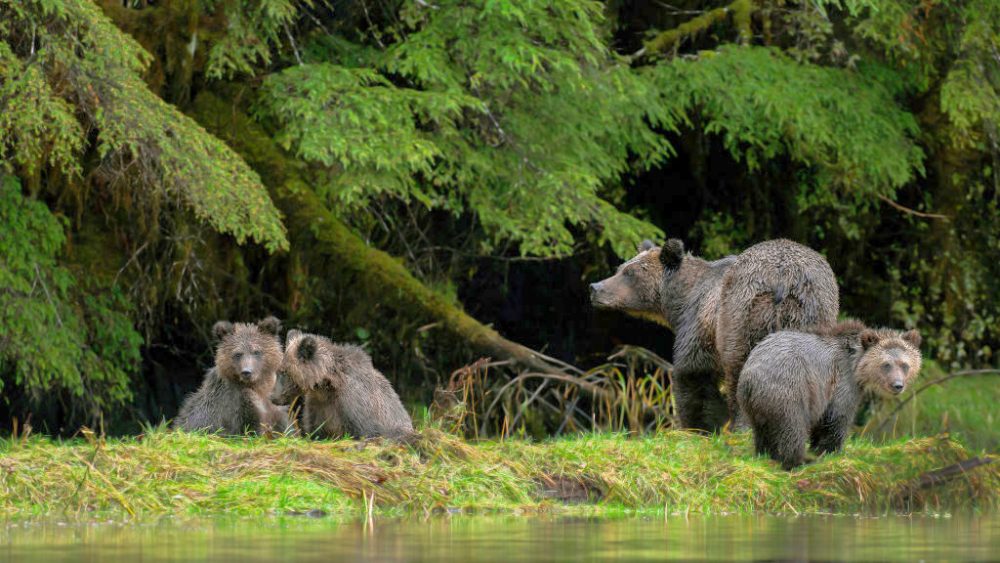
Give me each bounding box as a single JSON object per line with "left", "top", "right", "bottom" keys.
{"left": 190, "top": 93, "right": 573, "bottom": 376}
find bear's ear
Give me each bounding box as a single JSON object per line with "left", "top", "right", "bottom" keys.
{"left": 639, "top": 239, "right": 656, "bottom": 253}
{"left": 212, "top": 321, "right": 234, "bottom": 341}
{"left": 860, "top": 329, "right": 880, "bottom": 350}
{"left": 660, "top": 239, "right": 684, "bottom": 270}
{"left": 286, "top": 329, "right": 302, "bottom": 342}
{"left": 297, "top": 336, "right": 317, "bottom": 362}
{"left": 258, "top": 316, "right": 281, "bottom": 336}
{"left": 902, "top": 329, "right": 922, "bottom": 348}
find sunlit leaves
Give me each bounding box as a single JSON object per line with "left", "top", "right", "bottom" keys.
{"left": 0, "top": 0, "right": 288, "bottom": 252}
{"left": 256, "top": 0, "right": 675, "bottom": 257}
{"left": 0, "top": 41, "right": 83, "bottom": 176}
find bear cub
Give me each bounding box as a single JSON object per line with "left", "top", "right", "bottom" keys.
{"left": 272, "top": 330, "right": 413, "bottom": 440}
{"left": 174, "top": 317, "right": 290, "bottom": 435}
{"left": 737, "top": 320, "right": 922, "bottom": 469}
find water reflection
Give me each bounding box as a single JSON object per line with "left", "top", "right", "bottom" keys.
{"left": 1, "top": 513, "right": 997, "bottom": 562}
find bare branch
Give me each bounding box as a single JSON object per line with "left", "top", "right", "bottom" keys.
{"left": 877, "top": 195, "right": 950, "bottom": 221}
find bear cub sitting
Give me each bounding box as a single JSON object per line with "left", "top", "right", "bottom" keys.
{"left": 737, "top": 320, "right": 921, "bottom": 469}
{"left": 273, "top": 330, "right": 413, "bottom": 440}
{"left": 174, "top": 317, "right": 290, "bottom": 435}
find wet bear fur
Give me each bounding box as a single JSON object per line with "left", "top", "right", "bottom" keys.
{"left": 737, "top": 320, "right": 922, "bottom": 469}
{"left": 590, "top": 238, "right": 840, "bottom": 431}
{"left": 273, "top": 330, "right": 413, "bottom": 440}
{"left": 174, "top": 317, "right": 290, "bottom": 435}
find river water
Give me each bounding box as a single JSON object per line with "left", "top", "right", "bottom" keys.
{"left": 2, "top": 513, "right": 997, "bottom": 562}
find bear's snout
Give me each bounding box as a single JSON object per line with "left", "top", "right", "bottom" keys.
{"left": 589, "top": 281, "right": 610, "bottom": 307}
{"left": 891, "top": 380, "right": 904, "bottom": 394}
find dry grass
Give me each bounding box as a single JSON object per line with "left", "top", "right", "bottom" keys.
{"left": 431, "top": 346, "right": 675, "bottom": 438}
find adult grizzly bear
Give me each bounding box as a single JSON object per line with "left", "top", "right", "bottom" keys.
{"left": 272, "top": 330, "right": 413, "bottom": 440}
{"left": 590, "top": 239, "right": 839, "bottom": 431}
{"left": 737, "top": 321, "right": 922, "bottom": 469}
{"left": 174, "top": 317, "right": 290, "bottom": 435}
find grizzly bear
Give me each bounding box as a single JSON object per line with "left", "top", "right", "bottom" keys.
{"left": 174, "top": 317, "right": 290, "bottom": 435}
{"left": 737, "top": 320, "right": 922, "bottom": 469}
{"left": 590, "top": 239, "right": 839, "bottom": 431}
{"left": 271, "top": 330, "right": 413, "bottom": 440}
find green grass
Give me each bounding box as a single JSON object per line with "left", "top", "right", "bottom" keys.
{"left": 866, "top": 361, "right": 1000, "bottom": 452}
{"left": 0, "top": 427, "right": 996, "bottom": 520}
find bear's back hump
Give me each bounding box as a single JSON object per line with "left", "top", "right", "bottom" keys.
{"left": 720, "top": 239, "right": 838, "bottom": 321}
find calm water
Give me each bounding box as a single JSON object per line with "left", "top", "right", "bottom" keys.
{"left": 2, "top": 514, "right": 997, "bottom": 562}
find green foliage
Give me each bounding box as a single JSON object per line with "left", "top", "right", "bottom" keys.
{"left": 205, "top": 0, "right": 306, "bottom": 79}
{"left": 0, "top": 175, "right": 141, "bottom": 413}
{"left": 938, "top": 0, "right": 1000, "bottom": 144}
{"left": 253, "top": 0, "right": 676, "bottom": 257}
{"left": 0, "top": 0, "right": 288, "bottom": 251}
{"left": 651, "top": 46, "right": 923, "bottom": 206}
{"left": 0, "top": 41, "right": 82, "bottom": 176}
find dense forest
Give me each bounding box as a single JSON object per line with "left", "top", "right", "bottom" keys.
{"left": 0, "top": 0, "right": 998, "bottom": 435}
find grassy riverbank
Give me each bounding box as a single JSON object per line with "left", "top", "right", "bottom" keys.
{"left": 1, "top": 427, "right": 996, "bottom": 519}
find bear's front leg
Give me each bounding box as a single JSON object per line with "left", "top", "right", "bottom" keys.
{"left": 671, "top": 368, "right": 727, "bottom": 432}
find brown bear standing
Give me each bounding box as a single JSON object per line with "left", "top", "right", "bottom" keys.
{"left": 737, "top": 320, "right": 922, "bottom": 469}
{"left": 590, "top": 239, "right": 839, "bottom": 431}
{"left": 174, "top": 317, "right": 290, "bottom": 435}
{"left": 272, "top": 330, "right": 413, "bottom": 440}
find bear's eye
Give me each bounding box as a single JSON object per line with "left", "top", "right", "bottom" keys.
{"left": 881, "top": 362, "right": 892, "bottom": 373}
{"left": 233, "top": 352, "right": 243, "bottom": 360}
{"left": 253, "top": 350, "right": 262, "bottom": 357}
{"left": 900, "top": 362, "right": 909, "bottom": 374}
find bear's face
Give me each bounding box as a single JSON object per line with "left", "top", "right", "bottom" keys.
{"left": 281, "top": 330, "right": 337, "bottom": 393}
{"left": 589, "top": 239, "right": 685, "bottom": 326}
{"left": 856, "top": 329, "right": 922, "bottom": 398}
{"left": 214, "top": 316, "right": 283, "bottom": 391}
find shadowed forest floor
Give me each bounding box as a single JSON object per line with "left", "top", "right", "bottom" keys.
{"left": 1, "top": 428, "right": 996, "bottom": 520}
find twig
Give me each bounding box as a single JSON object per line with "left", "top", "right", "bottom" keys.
{"left": 877, "top": 195, "right": 950, "bottom": 220}
{"left": 361, "top": 0, "right": 386, "bottom": 49}
{"left": 480, "top": 372, "right": 610, "bottom": 436}
{"left": 508, "top": 380, "right": 549, "bottom": 430}
{"left": 284, "top": 23, "right": 303, "bottom": 66}
{"left": 113, "top": 241, "right": 149, "bottom": 286}
{"left": 34, "top": 263, "right": 63, "bottom": 328}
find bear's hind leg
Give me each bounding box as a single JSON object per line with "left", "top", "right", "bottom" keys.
{"left": 810, "top": 406, "right": 851, "bottom": 456}
{"left": 756, "top": 418, "right": 807, "bottom": 470}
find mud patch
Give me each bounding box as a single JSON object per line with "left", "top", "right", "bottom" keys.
{"left": 535, "top": 474, "right": 603, "bottom": 504}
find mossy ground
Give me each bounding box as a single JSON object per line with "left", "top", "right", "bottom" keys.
{"left": 1, "top": 426, "right": 996, "bottom": 520}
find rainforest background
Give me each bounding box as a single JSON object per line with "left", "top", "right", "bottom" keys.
{"left": 0, "top": 0, "right": 997, "bottom": 437}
